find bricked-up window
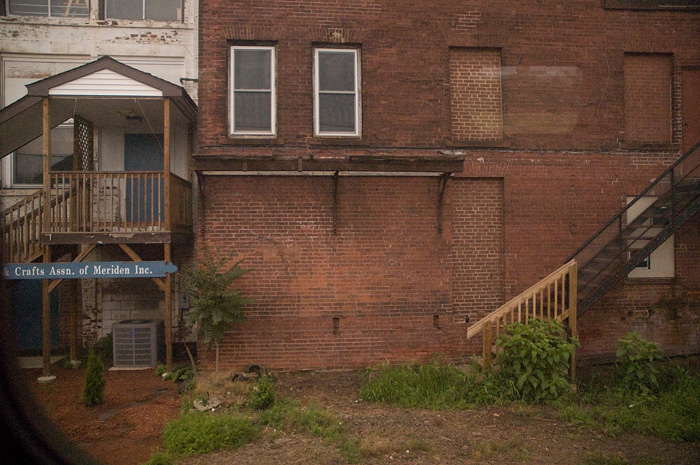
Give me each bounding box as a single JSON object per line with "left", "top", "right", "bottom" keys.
{"left": 314, "top": 48, "right": 361, "bottom": 137}
{"left": 624, "top": 53, "right": 672, "bottom": 144}
{"left": 229, "top": 46, "right": 276, "bottom": 136}
{"left": 449, "top": 48, "right": 503, "bottom": 142}
{"left": 6, "top": 0, "right": 89, "bottom": 17}
{"left": 105, "top": 0, "right": 182, "bottom": 21}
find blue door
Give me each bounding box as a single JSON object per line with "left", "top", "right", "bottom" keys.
{"left": 11, "top": 280, "right": 58, "bottom": 351}
{"left": 124, "top": 134, "right": 164, "bottom": 224}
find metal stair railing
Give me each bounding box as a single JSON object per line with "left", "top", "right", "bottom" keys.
{"left": 566, "top": 140, "right": 700, "bottom": 313}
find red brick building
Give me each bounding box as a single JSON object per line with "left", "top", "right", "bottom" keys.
{"left": 195, "top": 0, "right": 700, "bottom": 371}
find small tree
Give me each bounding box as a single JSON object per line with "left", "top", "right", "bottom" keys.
{"left": 82, "top": 350, "right": 106, "bottom": 407}
{"left": 184, "top": 247, "right": 253, "bottom": 378}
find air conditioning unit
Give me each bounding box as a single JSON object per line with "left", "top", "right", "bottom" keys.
{"left": 112, "top": 319, "right": 163, "bottom": 368}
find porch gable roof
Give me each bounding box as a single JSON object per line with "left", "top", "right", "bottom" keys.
{"left": 0, "top": 56, "right": 197, "bottom": 159}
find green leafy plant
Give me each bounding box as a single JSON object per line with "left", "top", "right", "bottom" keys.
{"left": 183, "top": 247, "right": 253, "bottom": 378}
{"left": 249, "top": 374, "right": 276, "bottom": 410}
{"left": 494, "top": 319, "right": 578, "bottom": 403}
{"left": 91, "top": 333, "right": 113, "bottom": 363}
{"left": 616, "top": 331, "right": 662, "bottom": 396}
{"left": 162, "top": 412, "right": 258, "bottom": 455}
{"left": 81, "top": 350, "right": 106, "bottom": 407}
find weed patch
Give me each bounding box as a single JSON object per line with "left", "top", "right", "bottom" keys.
{"left": 162, "top": 411, "right": 258, "bottom": 455}
{"left": 559, "top": 365, "right": 700, "bottom": 442}
{"left": 358, "top": 361, "right": 503, "bottom": 409}
{"left": 258, "top": 397, "right": 360, "bottom": 462}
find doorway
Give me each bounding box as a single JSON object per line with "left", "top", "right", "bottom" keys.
{"left": 124, "top": 134, "right": 164, "bottom": 225}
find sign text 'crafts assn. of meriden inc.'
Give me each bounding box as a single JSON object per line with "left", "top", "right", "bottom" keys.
{"left": 2, "top": 262, "right": 177, "bottom": 280}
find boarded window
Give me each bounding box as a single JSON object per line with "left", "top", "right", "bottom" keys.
{"left": 624, "top": 53, "right": 672, "bottom": 143}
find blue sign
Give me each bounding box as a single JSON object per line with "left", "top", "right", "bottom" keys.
{"left": 2, "top": 261, "right": 177, "bottom": 280}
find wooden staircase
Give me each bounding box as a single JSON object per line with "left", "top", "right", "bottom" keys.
{"left": 2, "top": 189, "right": 46, "bottom": 264}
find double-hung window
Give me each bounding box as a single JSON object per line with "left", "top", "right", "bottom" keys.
{"left": 6, "top": 0, "right": 89, "bottom": 17}
{"left": 105, "top": 0, "right": 182, "bottom": 21}
{"left": 229, "top": 46, "right": 276, "bottom": 136}
{"left": 314, "top": 48, "right": 361, "bottom": 137}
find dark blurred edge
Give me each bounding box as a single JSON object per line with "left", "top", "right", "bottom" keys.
{"left": 0, "top": 241, "right": 101, "bottom": 465}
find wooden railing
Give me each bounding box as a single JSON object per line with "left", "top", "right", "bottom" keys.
{"left": 48, "top": 171, "right": 192, "bottom": 233}
{"left": 466, "top": 260, "right": 578, "bottom": 374}
{"left": 1, "top": 189, "right": 44, "bottom": 263}
{"left": 170, "top": 174, "right": 193, "bottom": 232}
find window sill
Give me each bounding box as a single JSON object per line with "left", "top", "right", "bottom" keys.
{"left": 306, "top": 137, "right": 366, "bottom": 147}
{"left": 219, "top": 136, "right": 284, "bottom": 146}
{"left": 0, "top": 16, "right": 191, "bottom": 29}
{"left": 446, "top": 139, "right": 507, "bottom": 149}
{"left": 622, "top": 276, "right": 676, "bottom": 285}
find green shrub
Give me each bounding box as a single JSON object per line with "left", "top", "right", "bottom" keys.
{"left": 154, "top": 363, "right": 168, "bottom": 377}
{"left": 616, "top": 332, "right": 662, "bottom": 396}
{"left": 162, "top": 412, "right": 257, "bottom": 455}
{"left": 92, "top": 333, "right": 113, "bottom": 363}
{"left": 494, "top": 319, "right": 577, "bottom": 403}
{"left": 81, "top": 350, "right": 106, "bottom": 407}
{"left": 249, "top": 375, "right": 276, "bottom": 410}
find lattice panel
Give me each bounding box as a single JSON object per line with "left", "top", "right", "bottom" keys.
{"left": 74, "top": 115, "right": 94, "bottom": 171}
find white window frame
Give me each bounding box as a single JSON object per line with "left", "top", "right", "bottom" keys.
{"left": 313, "top": 48, "right": 361, "bottom": 137}
{"left": 5, "top": 0, "right": 90, "bottom": 18}
{"left": 104, "top": 0, "right": 183, "bottom": 22}
{"left": 228, "top": 45, "right": 277, "bottom": 137}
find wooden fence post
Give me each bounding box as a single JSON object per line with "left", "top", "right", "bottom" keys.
{"left": 482, "top": 322, "right": 493, "bottom": 372}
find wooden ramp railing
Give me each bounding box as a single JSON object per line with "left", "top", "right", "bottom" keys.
{"left": 466, "top": 260, "right": 578, "bottom": 374}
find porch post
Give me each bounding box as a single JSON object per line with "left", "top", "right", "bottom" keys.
{"left": 164, "top": 98, "right": 171, "bottom": 230}
{"left": 41, "top": 97, "right": 54, "bottom": 381}
{"left": 163, "top": 98, "right": 173, "bottom": 371}
{"left": 165, "top": 243, "right": 173, "bottom": 372}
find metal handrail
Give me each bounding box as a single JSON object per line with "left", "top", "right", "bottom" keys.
{"left": 566, "top": 139, "right": 700, "bottom": 264}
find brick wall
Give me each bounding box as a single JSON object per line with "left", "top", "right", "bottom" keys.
{"left": 198, "top": 176, "right": 509, "bottom": 370}
{"left": 197, "top": 0, "right": 700, "bottom": 370}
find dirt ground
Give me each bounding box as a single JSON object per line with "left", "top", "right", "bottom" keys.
{"left": 25, "top": 365, "right": 700, "bottom": 465}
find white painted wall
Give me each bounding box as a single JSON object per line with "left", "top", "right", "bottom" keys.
{"left": 626, "top": 196, "right": 675, "bottom": 279}
{"left": 0, "top": 1, "right": 198, "bottom": 187}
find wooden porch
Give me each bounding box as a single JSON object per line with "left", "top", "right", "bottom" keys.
{"left": 0, "top": 57, "right": 198, "bottom": 380}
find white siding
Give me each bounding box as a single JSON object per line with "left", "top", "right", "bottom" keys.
{"left": 48, "top": 69, "right": 163, "bottom": 97}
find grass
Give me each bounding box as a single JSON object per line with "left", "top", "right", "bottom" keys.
{"left": 258, "top": 397, "right": 345, "bottom": 440}
{"left": 358, "top": 360, "right": 507, "bottom": 409}
{"left": 162, "top": 411, "right": 258, "bottom": 455}
{"left": 256, "top": 396, "right": 430, "bottom": 463}
{"left": 558, "top": 365, "right": 700, "bottom": 442}
{"left": 359, "top": 358, "right": 700, "bottom": 444}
